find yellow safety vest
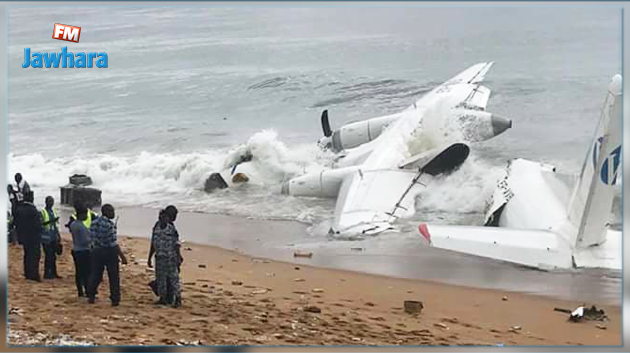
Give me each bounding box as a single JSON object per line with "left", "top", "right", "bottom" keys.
{"left": 71, "top": 210, "right": 95, "bottom": 229}
{"left": 41, "top": 208, "right": 59, "bottom": 231}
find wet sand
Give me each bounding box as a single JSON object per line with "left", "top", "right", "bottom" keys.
{"left": 7, "top": 233, "right": 621, "bottom": 346}
{"left": 111, "top": 207, "right": 622, "bottom": 306}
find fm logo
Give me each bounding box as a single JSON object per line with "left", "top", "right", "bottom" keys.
{"left": 53, "top": 23, "right": 81, "bottom": 43}
{"left": 593, "top": 136, "right": 620, "bottom": 185}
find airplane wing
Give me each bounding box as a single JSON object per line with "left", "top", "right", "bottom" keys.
{"left": 331, "top": 144, "right": 470, "bottom": 236}
{"left": 420, "top": 224, "right": 621, "bottom": 271}
{"left": 332, "top": 168, "right": 422, "bottom": 235}
{"left": 421, "top": 224, "right": 575, "bottom": 270}
{"left": 408, "top": 61, "right": 495, "bottom": 112}
{"left": 338, "top": 62, "right": 499, "bottom": 167}
{"left": 572, "top": 229, "right": 622, "bottom": 270}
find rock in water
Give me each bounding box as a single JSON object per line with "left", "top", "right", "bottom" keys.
{"left": 204, "top": 173, "right": 228, "bottom": 192}
{"left": 232, "top": 173, "right": 250, "bottom": 183}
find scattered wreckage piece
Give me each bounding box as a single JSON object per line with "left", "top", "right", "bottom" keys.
{"left": 421, "top": 74, "right": 622, "bottom": 271}
{"left": 60, "top": 174, "right": 102, "bottom": 208}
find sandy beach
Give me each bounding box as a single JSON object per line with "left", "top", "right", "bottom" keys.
{"left": 7, "top": 232, "right": 621, "bottom": 347}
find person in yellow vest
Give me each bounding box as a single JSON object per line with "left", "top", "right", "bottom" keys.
{"left": 41, "top": 196, "right": 61, "bottom": 279}
{"left": 65, "top": 200, "right": 98, "bottom": 234}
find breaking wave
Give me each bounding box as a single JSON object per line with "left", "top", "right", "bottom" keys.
{"left": 412, "top": 154, "right": 506, "bottom": 225}
{"left": 8, "top": 130, "right": 333, "bottom": 221}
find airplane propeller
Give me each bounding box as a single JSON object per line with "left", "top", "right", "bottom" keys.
{"left": 318, "top": 109, "right": 334, "bottom": 150}
{"left": 321, "top": 110, "right": 332, "bottom": 137}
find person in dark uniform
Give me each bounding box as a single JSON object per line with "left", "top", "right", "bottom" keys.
{"left": 87, "top": 204, "right": 127, "bottom": 306}
{"left": 41, "top": 196, "right": 61, "bottom": 279}
{"left": 13, "top": 191, "right": 42, "bottom": 282}
{"left": 148, "top": 205, "right": 182, "bottom": 308}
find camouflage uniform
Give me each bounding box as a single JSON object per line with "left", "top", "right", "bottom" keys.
{"left": 152, "top": 222, "right": 181, "bottom": 307}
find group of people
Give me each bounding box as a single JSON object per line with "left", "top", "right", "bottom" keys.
{"left": 7, "top": 173, "right": 184, "bottom": 308}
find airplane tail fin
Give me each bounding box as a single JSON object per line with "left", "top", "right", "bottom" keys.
{"left": 567, "top": 74, "right": 622, "bottom": 248}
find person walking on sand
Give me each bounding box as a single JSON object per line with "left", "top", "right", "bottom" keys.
{"left": 41, "top": 196, "right": 62, "bottom": 279}
{"left": 13, "top": 192, "right": 42, "bottom": 282}
{"left": 70, "top": 202, "right": 93, "bottom": 297}
{"left": 148, "top": 205, "right": 182, "bottom": 308}
{"left": 87, "top": 204, "right": 127, "bottom": 306}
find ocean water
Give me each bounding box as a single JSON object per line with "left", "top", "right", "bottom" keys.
{"left": 8, "top": 7, "right": 622, "bottom": 230}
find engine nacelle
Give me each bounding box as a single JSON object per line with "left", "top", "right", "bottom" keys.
{"left": 452, "top": 109, "right": 512, "bottom": 142}
{"left": 328, "top": 113, "right": 401, "bottom": 152}
{"left": 281, "top": 166, "right": 358, "bottom": 198}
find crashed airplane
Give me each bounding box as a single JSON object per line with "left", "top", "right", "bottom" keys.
{"left": 421, "top": 74, "right": 622, "bottom": 271}
{"left": 282, "top": 62, "right": 512, "bottom": 235}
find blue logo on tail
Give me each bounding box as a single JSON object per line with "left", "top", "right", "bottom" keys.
{"left": 601, "top": 146, "right": 621, "bottom": 185}
{"left": 592, "top": 137, "right": 621, "bottom": 185}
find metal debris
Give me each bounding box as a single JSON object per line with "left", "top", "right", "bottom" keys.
{"left": 569, "top": 305, "right": 608, "bottom": 322}
{"left": 294, "top": 251, "right": 313, "bottom": 258}
{"left": 8, "top": 329, "right": 94, "bottom": 346}
{"left": 304, "top": 306, "right": 321, "bottom": 314}
{"left": 404, "top": 300, "right": 423, "bottom": 315}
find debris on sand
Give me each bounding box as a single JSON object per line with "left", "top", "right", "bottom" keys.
{"left": 252, "top": 289, "right": 268, "bottom": 295}
{"left": 568, "top": 305, "right": 608, "bottom": 323}
{"left": 434, "top": 323, "right": 449, "bottom": 330}
{"left": 304, "top": 306, "right": 321, "bottom": 313}
{"left": 311, "top": 288, "right": 324, "bottom": 293}
{"left": 198, "top": 264, "right": 206, "bottom": 268}
{"left": 403, "top": 300, "right": 423, "bottom": 315}
{"left": 502, "top": 296, "right": 508, "bottom": 301}
{"left": 554, "top": 307, "right": 572, "bottom": 314}
{"left": 509, "top": 325, "right": 522, "bottom": 333}
{"left": 8, "top": 307, "right": 24, "bottom": 316}
{"left": 8, "top": 329, "right": 94, "bottom": 346}
{"left": 231, "top": 281, "right": 243, "bottom": 286}
{"left": 294, "top": 278, "right": 305, "bottom": 282}
{"left": 294, "top": 251, "right": 313, "bottom": 258}
{"left": 176, "top": 339, "right": 203, "bottom": 346}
